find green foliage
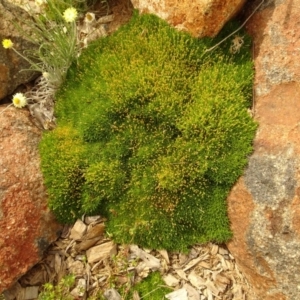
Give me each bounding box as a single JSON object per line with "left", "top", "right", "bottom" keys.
{"left": 126, "top": 272, "right": 172, "bottom": 299}
{"left": 40, "top": 12, "right": 257, "bottom": 250}
{"left": 39, "top": 126, "right": 86, "bottom": 220}
{"left": 12, "top": 0, "right": 80, "bottom": 88}
{"left": 38, "top": 274, "right": 75, "bottom": 300}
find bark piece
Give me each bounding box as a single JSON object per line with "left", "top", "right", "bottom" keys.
{"left": 183, "top": 283, "right": 201, "bottom": 300}
{"left": 165, "top": 288, "right": 188, "bottom": 300}
{"left": 158, "top": 249, "right": 170, "bottom": 264}
{"left": 24, "top": 286, "right": 39, "bottom": 300}
{"left": 70, "top": 219, "right": 87, "bottom": 240}
{"left": 104, "top": 288, "right": 122, "bottom": 300}
{"left": 175, "top": 269, "right": 188, "bottom": 281}
{"left": 84, "top": 215, "right": 102, "bottom": 224}
{"left": 188, "top": 270, "right": 206, "bottom": 289}
{"left": 129, "top": 245, "right": 160, "bottom": 271}
{"left": 68, "top": 260, "right": 85, "bottom": 276}
{"left": 86, "top": 241, "right": 115, "bottom": 264}
{"left": 85, "top": 223, "right": 105, "bottom": 240}
{"left": 163, "top": 273, "right": 180, "bottom": 287}
{"left": 75, "top": 236, "right": 103, "bottom": 252}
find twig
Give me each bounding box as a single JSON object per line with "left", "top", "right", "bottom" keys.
{"left": 205, "top": 0, "right": 265, "bottom": 53}
{"left": 252, "top": 41, "right": 256, "bottom": 116}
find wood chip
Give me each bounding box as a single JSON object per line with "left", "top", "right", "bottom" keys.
{"left": 206, "top": 288, "right": 214, "bottom": 300}
{"left": 103, "top": 288, "right": 122, "bottom": 300}
{"left": 67, "top": 260, "right": 85, "bottom": 276}
{"left": 210, "top": 244, "right": 219, "bottom": 255}
{"left": 183, "top": 283, "right": 201, "bottom": 300}
{"left": 54, "top": 253, "right": 62, "bottom": 274}
{"left": 136, "top": 262, "right": 150, "bottom": 278}
{"left": 205, "top": 279, "right": 220, "bottom": 295}
{"left": 215, "top": 273, "right": 231, "bottom": 285}
{"left": 188, "top": 270, "right": 206, "bottom": 289}
{"left": 175, "top": 269, "right": 188, "bottom": 280}
{"left": 84, "top": 215, "right": 102, "bottom": 224}
{"left": 60, "top": 225, "right": 72, "bottom": 238}
{"left": 183, "top": 257, "right": 203, "bottom": 272}
{"left": 158, "top": 249, "right": 170, "bottom": 264}
{"left": 86, "top": 241, "right": 115, "bottom": 264}
{"left": 163, "top": 273, "right": 180, "bottom": 287}
{"left": 218, "top": 247, "right": 228, "bottom": 255}
{"left": 24, "top": 286, "right": 39, "bottom": 300}
{"left": 70, "top": 219, "right": 87, "bottom": 240}
{"left": 85, "top": 223, "right": 105, "bottom": 240}
{"left": 198, "top": 261, "right": 211, "bottom": 269}
{"left": 132, "top": 290, "right": 141, "bottom": 300}
{"left": 75, "top": 236, "right": 102, "bottom": 252}
{"left": 165, "top": 288, "right": 188, "bottom": 300}
{"left": 129, "top": 245, "right": 160, "bottom": 271}
{"left": 179, "top": 253, "right": 188, "bottom": 265}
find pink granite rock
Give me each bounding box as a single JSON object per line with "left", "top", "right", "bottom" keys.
{"left": 227, "top": 1, "right": 300, "bottom": 299}
{"left": 130, "top": 0, "right": 247, "bottom": 37}
{"left": 0, "top": 106, "right": 62, "bottom": 293}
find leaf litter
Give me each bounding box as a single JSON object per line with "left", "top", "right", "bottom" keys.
{"left": 3, "top": 215, "right": 251, "bottom": 300}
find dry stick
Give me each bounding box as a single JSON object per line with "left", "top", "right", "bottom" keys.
{"left": 204, "top": 0, "right": 265, "bottom": 53}
{"left": 252, "top": 41, "right": 256, "bottom": 116}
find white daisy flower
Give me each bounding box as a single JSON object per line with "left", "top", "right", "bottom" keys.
{"left": 63, "top": 7, "right": 78, "bottom": 23}
{"left": 12, "top": 93, "right": 27, "bottom": 108}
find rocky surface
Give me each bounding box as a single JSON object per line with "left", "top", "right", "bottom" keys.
{"left": 0, "top": 106, "right": 62, "bottom": 293}
{"left": 130, "top": 0, "right": 247, "bottom": 37}
{"left": 227, "top": 0, "right": 300, "bottom": 299}
{"left": 3, "top": 0, "right": 300, "bottom": 298}
{"left": 2, "top": 216, "right": 251, "bottom": 300}
{"left": 0, "top": 0, "right": 133, "bottom": 294}
{"left": 0, "top": 0, "right": 38, "bottom": 101}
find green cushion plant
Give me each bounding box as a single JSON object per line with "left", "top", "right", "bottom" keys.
{"left": 125, "top": 272, "right": 171, "bottom": 300}
{"left": 39, "top": 11, "right": 257, "bottom": 251}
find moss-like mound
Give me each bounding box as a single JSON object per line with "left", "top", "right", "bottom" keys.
{"left": 126, "top": 272, "right": 171, "bottom": 299}
{"left": 40, "top": 12, "right": 257, "bottom": 251}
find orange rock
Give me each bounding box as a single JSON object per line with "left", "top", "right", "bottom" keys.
{"left": 0, "top": 107, "right": 62, "bottom": 293}
{"left": 130, "top": 0, "right": 247, "bottom": 37}
{"left": 227, "top": 1, "right": 300, "bottom": 299}
{"left": 0, "top": 1, "right": 39, "bottom": 100}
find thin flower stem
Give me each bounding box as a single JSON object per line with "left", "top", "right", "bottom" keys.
{"left": 11, "top": 47, "right": 42, "bottom": 73}
{"left": 205, "top": 0, "right": 265, "bottom": 53}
